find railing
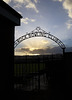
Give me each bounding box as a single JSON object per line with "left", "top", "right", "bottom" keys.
{"left": 14, "top": 55, "right": 64, "bottom": 91}
{"left": 14, "top": 56, "right": 47, "bottom": 91}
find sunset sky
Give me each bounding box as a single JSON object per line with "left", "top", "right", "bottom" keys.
{"left": 3, "top": 0, "right": 72, "bottom": 55}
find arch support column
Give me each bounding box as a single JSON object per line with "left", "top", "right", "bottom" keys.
{"left": 63, "top": 48, "right": 65, "bottom": 55}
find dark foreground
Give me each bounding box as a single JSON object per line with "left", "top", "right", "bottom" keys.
{"left": 12, "top": 87, "right": 72, "bottom": 99}
{"left": 3, "top": 53, "right": 72, "bottom": 99}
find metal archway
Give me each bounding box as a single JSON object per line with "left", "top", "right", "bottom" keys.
{"left": 14, "top": 27, "right": 66, "bottom": 54}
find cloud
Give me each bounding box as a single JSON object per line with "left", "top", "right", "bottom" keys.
{"left": 15, "top": 46, "right": 72, "bottom": 56}
{"left": 53, "top": 0, "right": 63, "bottom": 2}
{"left": 66, "top": 19, "right": 72, "bottom": 29}
{"left": 14, "top": 38, "right": 54, "bottom": 55}
{"left": 63, "top": 0, "right": 72, "bottom": 18}
{"left": 16, "top": 47, "right": 30, "bottom": 52}
{"left": 3, "top": 0, "right": 39, "bottom": 13}
{"left": 21, "top": 18, "right": 29, "bottom": 24}
{"left": 53, "top": 0, "right": 72, "bottom": 18}
{"left": 41, "top": 40, "right": 49, "bottom": 44}
{"left": 13, "top": 0, "right": 39, "bottom": 13}
{"left": 15, "top": 37, "right": 72, "bottom": 55}
{"left": 25, "top": 0, "right": 39, "bottom": 13}
{"left": 13, "top": 3, "right": 22, "bottom": 9}
{"left": 30, "top": 19, "right": 36, "bottom": 22}
{"left": 21, "top": 17, "right": 36, "bottom": 24}
{"left": 15, "top": 46, "right": 64, "bottom": 55}
{"left": 34, "top": 0, "right": 38, "bottom": 3}
{"left": 20, "top": 38, "right": 51, "bottom": 51}
{"left": 14, "top": 0, "right": 24, "bottom": 3}
{"left": 3, "top": 0, "right": 11, "bottom": 3}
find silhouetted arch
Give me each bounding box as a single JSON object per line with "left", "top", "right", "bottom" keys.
{"left": 14, "top": 27, "right": 66, "bottom": 54}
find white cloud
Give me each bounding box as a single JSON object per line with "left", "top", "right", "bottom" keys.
{"left": 21, "top": 18, "right": 29, "bottom": 24}
{"left": 13, "top": 3, "right": 22, "bottom": 9}
{"left": 3, "top": 0, "right": 39, "bottom": 13}
{"left": 53, "top": 0, "right": 72, "bottom": 18}
{"left": 30, "top": 19, "right": 36, "bottom": 22}
{"left": 13, "top": 0, "right": 39, "bottom": 13}
{"left": 53, "top": 0, "right": 63, "bottom": 2}
{"left": 3, "top": 0, "right": 11, "bottom": 3}
{"left": 13, "top": 0, "right": 24, "bottom": 3}
{"left": 34, "top": 0, "right": 38, "bottom": 3}
{"left": 63, "top": 0, "right": 72, "bottom": 18}
{"left": 66, "top": 19, "right": 72, "bottom": 29}
{"left": 25, "top": 1, "right": 39, "bottom": 13}
{"left": 21, "top": 17, "right": 36, "bottom": 24}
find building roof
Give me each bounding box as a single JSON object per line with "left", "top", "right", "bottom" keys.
{"left": 0, "top": 1, "right": 22, "bottom": 18}
{"left": 0, "top": 0, "right": 22, "bottom": 25}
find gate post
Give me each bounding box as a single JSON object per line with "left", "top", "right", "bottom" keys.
{"left": 38, "top": 56, "right": 40, "bottom": 91}
{"left": 63, "top": 48, "right": 65, "bottom": 56}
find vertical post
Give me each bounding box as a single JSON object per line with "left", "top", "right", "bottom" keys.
{"left": 38, "top": 56, "right": 40, "bottom": 91}
{"left": 63, "top": 48, "right": 65, "bottom": 56}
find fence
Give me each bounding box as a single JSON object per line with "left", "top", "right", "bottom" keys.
{"left": 14, "top": 55, "right": 48, "bottom": 91}
{"left": 14, "top": 55, "right": 64, "bottom": 91}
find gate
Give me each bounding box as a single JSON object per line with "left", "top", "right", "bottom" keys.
{"left": 14, "top": 55, "right": 48, "bottom": 91}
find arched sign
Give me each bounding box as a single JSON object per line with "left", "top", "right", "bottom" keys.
{"left": 14, "top": 27, "right": 66, "bottom": 54}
